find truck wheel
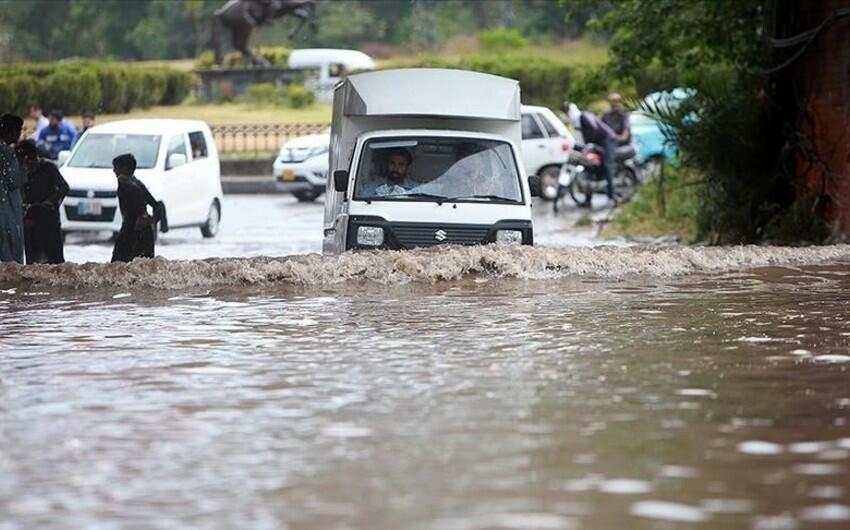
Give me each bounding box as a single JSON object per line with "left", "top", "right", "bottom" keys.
{"left": 201, "top": 200, "right": 221, "bottom": 238}
{"left": 293, "top": 189, "right": 319, "bottom": 202}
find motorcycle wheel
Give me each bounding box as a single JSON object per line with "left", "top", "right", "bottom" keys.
{"left": 538, "top": 166, "right": 560, "bottom": 202}
{"left": 615, "top": 165, "right": 640, "bottom": 202}
{"left": 568, "top": 172, "right": 593, "bottom": 208}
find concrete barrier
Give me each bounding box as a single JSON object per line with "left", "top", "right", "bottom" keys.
{"left": 221, "top": 158, "right": 273, "bottom": 177}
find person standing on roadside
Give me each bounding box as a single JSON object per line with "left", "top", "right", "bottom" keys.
{"left": 73, "top": 111, "right": 96, "bottom": 148}
{"left": 0, "top": 114, "right": 25, "bottom": 263}
{"left": 16, "top": 140, "right": 68, "bottom": 264}
{"left": 111, "top": 153, "right": 163, "bottom": 263}
{"left": 36, "top": 110, "right": 76, "bottom": 160}
{"left": 28, "top": 105, "right": 49, "bottom": 140}
{"left": 601, "top": 93, "right": 631, "bottom": 146}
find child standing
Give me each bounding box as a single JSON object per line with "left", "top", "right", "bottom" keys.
{"left": 111, "top": 153, "right": 163, "bottom": 263}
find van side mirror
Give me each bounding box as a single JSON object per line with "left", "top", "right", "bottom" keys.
{"left": 528, "top": 175, "right": 541, "bottom": 197}
{"left": 333, "top": 170, "right": 349, "bottom": 192}
{"left": 167, "top": 153, "right": 187, "bottom": 170}
{"left": 57, "top": 150, "right": 71, "bottom": 166}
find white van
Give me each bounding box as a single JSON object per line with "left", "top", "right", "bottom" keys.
{"left": 58, "top": 119, "right": 223, "bottom": 238}
{"left": 288, "top": 48, "right": 376, "bottom": 102}
{"left": 323, "top": 69, "right": 539, "bottom": 254}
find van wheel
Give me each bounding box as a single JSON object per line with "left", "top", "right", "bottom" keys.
{"left": 201, "top": 200, "right": 221, "bottom": 238}
{"left": 293, "top": 189, "right": 319, "bottom": 202}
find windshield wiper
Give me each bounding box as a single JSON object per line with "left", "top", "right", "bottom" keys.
{"left": 449, "top": 194, "right": 517, "bottom": 202}
{"left": 395, "top": 192, "right": 450, "bottom": 204}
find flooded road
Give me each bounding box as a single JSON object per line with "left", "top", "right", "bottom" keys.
{"left": 2, "top": 247, "right": 850, "bottom": 529}
{"left": 61, "top": 195, "right": 604, "bottom": 263}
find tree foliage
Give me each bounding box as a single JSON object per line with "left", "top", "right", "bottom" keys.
{"left": 577, "top": 0, "right": 816, "bottom": 243}
{"left": 0, "top": 0, "right": 593, "bottom": 62}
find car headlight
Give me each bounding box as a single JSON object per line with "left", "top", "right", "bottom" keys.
{"left": 309, "top": 145, "right": 329, "bottom": 158}
{"left": 495, "top": 229, "right": 523, "bottom": 245}
{"left": 356, "top": 226, "right": 384, "bottom": 247}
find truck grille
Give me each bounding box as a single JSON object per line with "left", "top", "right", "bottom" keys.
{"left": 390, "top": 222, "right": 490, "bottom": 248}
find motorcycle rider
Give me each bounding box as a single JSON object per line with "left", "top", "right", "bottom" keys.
{"left": 601, "top": 93, "right": 631, "bottom": 146}
{"left": 566, "top": 102, "right": 620, "bottom": 205}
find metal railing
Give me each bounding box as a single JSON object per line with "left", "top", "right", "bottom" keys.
{"left": 20, "top": 122, "right": 329, "bottom": 160}
{"left": 211, "top": 123, "right": 328, "bottom": 159}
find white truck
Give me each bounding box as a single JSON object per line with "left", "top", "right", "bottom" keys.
{"left": 322, "top": 68, "right": 539, "bottom": 254}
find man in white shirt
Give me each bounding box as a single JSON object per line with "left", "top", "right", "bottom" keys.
{"left": 28, "top": 105, "right": 48, "bottom": 140}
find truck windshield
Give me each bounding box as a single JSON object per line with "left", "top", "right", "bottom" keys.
{"left": 353, "top": 137, "right": 523, "bottom": 203}
{"left": 68, "top": 134, "right": 161, "bottom": 169}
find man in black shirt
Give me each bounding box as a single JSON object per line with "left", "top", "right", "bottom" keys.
{"left": 111, "top": 153, "right": 163, "bottom": 263}
{"left": 601, "top": 93, "right": 631, "bottom": 146}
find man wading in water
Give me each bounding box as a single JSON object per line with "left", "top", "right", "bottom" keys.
{"left": 111, "top": 153, "right": 163, "bottom": 263}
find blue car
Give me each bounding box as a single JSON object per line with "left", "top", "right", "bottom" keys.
{"left": 630, "top": 88, "right": 695, "bottom": 166}
{"left": 630, "top": 111, "right": 678, "bottom": 164}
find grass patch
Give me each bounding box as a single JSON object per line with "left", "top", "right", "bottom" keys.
{"left": 603, "top": 163, "right": 700, "bottom": 242}
{"left": 69, "top": 102, "right": 332, "bottom": 126}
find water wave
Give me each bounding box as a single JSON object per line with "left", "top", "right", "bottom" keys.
{"left": 1, "top": 244, "right": 849, "bottom": 290}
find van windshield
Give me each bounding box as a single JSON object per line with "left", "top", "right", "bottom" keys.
{"left": 353, "top": 137, "right": 523, "bottom": 203}
{"left": 68, "top": 133, "right": 161, "bottom": 169}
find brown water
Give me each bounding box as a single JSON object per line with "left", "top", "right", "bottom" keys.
{"left": 2, "top": 247, "right": 850, "bottom": 529}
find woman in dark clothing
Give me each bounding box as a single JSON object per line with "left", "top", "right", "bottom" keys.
{"left": 15, "top": 140, "right": 69, "bottom": 264}
{"left": 111, "top": 153, "right": 163, "bottom": 263}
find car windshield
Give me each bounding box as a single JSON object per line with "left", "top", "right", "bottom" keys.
{"left": 353, "top": 137, "right": 522, "bottom": 203}
{"left": 68, "top": 133, "right": 161, "bottom": 169}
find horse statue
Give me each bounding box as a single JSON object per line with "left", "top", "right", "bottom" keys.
{"left": 211, "top": 0, "right": 318, "bottom": 67}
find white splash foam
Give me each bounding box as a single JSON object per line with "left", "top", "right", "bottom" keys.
{"left": 813, "top": 354, "right": 850, "bottom": 363}
{"left": 799, "top": 504, "right": 850, "bottom": 522}
{"left": 738, "top": 440, "right": 784, "bottom": 455}
{"left": 630, "top": 501, "right": 709, "bottom": 522}
{"left": 597, "top": 478, "right": 652, "bottom": 494}
{"left": 1, "top": 244, "right": 849, "bottom": 290}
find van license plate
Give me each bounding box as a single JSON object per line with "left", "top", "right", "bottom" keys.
{"left": 282, "top": 169, "right": 295, "bottom": 181}
{"left": 77, "top": 201, "right": 102, "bottom": 216}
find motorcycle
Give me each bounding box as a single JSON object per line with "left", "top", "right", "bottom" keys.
{"left": 553, "top": 144, "right": 639, "bottom": 212}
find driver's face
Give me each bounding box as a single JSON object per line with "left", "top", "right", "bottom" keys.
{"left": 388, "top": 154, "right": 409, "bottom": 181}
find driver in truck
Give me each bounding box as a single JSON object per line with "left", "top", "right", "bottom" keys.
{"left": 374, "top": 148, "right": 418, "bottom": 196}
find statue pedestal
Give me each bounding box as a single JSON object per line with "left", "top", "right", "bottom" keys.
{"left": 194, "top": 66, "right": 318, "bottom": 101}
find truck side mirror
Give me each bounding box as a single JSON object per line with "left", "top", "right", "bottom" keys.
{"left": 528, "top": 175, "right": 541, "bottom": 197}
{"left": 333, "top": 170, "right": 349, "bottom": 192}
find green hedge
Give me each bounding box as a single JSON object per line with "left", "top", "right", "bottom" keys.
{"left": 0, "top": 61, "right": 195, "bottom": 116}
{"left": 379, "top": 54, "right": 574, "bottom": 109}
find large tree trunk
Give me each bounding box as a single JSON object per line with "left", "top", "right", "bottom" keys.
{"left": 782, "top": 0, "right": 850, "bottom": 236}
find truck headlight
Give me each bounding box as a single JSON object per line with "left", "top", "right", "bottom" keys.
{"left": 356, "top": 226, "right": 384, "bottom": 247}
{"left": 495, "top": 230, "right": 523, "bottom": 245}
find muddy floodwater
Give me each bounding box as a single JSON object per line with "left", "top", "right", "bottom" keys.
{"left": 2, "top": 246, "right": 850, "bottom": 529}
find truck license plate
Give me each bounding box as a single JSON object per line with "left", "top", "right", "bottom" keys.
{"left": 282, "top": 169, "right": 295, "bottom": 181}
{"left": 77, "top": 201, "right": 102, "bottom": 216}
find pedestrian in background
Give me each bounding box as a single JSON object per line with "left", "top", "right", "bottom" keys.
{"left": 0, "top": 113, "right": 25, "bottom": 263}
{"left": 28, "top": 105, "right": 48, "bottom": 140}
{"left": 111, "top": 153, "right": 163, "bottom": 263}
{"left": 16, "top": 140, "right": 68, "bottom": 264}
{"left": 36, "top": 109, "right": 76, "bottom": 160}
{"left": 80, "top": 111, "right": 95, "bottom": 135}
